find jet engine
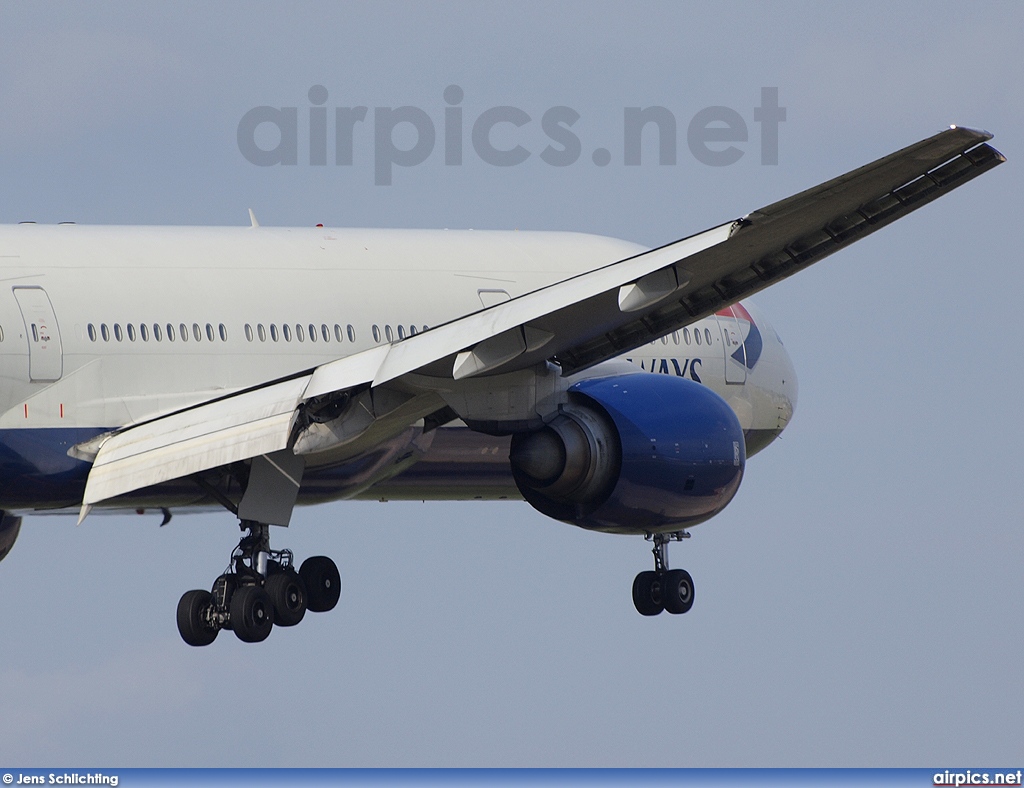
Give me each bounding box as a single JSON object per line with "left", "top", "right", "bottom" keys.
{"left": 509, "top": 373, "right": 744, "bottom": 534}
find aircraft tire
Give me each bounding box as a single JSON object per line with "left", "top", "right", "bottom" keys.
{"left": 177, "top": 589, "right": 219, "bottom": 647}
{"left": 662, "top": 568, "right": 694, "bottom": 615}
{"left": 266, "top": 569, "right": 307, "bottom": 627}
{"left": 231, "top": 585, "right": 274, "bottom": 642}
{"left": 632, "top": 571, "right": 664, "bottom": 616}
{"left": 300, "top": 556, "right": 341, "bottom": 613}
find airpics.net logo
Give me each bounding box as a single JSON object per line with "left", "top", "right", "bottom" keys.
{"left": 237, "top": 85, "right": 786, "bottom": 185}
{"left": 934, "top": 771, "right": 1023, "bottom": 786}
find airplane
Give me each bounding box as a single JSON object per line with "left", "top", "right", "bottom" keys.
{"left": 0, "top": 126, "right": 1003, "bottom": 645}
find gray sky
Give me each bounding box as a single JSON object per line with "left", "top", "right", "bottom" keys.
{"left": 0, "top": 0, "right": 1021, "bottom": 767}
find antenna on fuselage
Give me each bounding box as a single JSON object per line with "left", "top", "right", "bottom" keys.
{"left": 248, "top": 208, "right": 259, "bottom": 228}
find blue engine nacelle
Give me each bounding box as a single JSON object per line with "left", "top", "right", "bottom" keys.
{"left": 509, "top": 373, "right": 745, "bottom": 534}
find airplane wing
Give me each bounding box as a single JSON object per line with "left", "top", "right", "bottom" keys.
{"left": 369, "top": 125, "right": 1004, "bottom": 380}
{"left": 79, "top": 126, "right": 1004, "bottom": 517}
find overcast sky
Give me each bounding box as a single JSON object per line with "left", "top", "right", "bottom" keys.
{"left": 0, "top": 0, "right": 1021, "bottom": 767}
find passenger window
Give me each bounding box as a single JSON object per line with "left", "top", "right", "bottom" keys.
{"left": 193, "top": 323, "right": 202, "bottom": 342}
{"left": 219, "top": 324, "right": 227, "bottom": 342}
{"left": 167, "top": 324, "right": 175, "bottom": 342}
{"left": 88, "top": 324, "right": 97, "bottom": 341}
{"left": 180, "top": 323, "right": 189, "bottom": 342}
{"left": 257, "top": 324, "right": 266, "bottom": 342}
{"left": 296, "top": 324, "right": 304, "bottom": 342}
{"left": 101, "top": 324, "right": 110, "bottom": 341}
{"left": 705, "top": 328, "right": 713, "bottom": 344}
{"left": 206, "top": 323, "right": 214, "bottom": 342}
{"left": 140, "top": 324, "right": 149, "bottom": 342}
{"left": 672, "top": 331, "right": 679, "bottom": 345}
{"left": 409, "top": 325, "right": 418, "bottom": 336}
{"left": 661, "top": 336, "right": 668, "bottom": 345}
{"left": 385, "top": 325, "right": 394, "bottom": 342}
{"left": 127, "top": 324, "right": 136, "bottom": 342}
{"left": 372, "top": 325, "right": 381, "bottom": 343}
{"left": 308, "top": 324, "right": 316, "bottom": 342}
{"left": 245, "top": 324, "right": 253, "bottom": 342}
{"left": 283, "top": 324, "right": 292, "bottom": 342}
{"left": 683, "top": 328, "right": 690, "bottom": 344}
{"left": 322, "top": 324, "right": 330, "bottom": 342}
{"left": 270, "top": 324, "right": 279, "bottom": 342}
{"left": 154, "top": 324, "right": 162, "bottom": 342}
{"left": 398, "top": 325, "right": 406, "bottom": 340}
{"left": 695, "top": 329, "right": 701, "bottom": 345}
{"left": 114, "top": 324, "right": 123, "bottom": 342}
{"left": 347, "top": 325, "right": 356, "bottom": 342}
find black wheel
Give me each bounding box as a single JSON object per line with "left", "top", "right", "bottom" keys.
{"left": 662, "top": 568, "right": 694, "bottom": 615}
{"left": 300, "top": 556, "right": 341, "bottom": 613}
{"left": 177, "top": 589, "right": 219, "bottom": 646}
{"left": 632, "top": 571, "right": 664, "bottom": 616}
{"left": 266, "top": 570, "right": 307, "bottom": 627}
{"left": 230, "top": 585, "right": 274, "bottom": 642}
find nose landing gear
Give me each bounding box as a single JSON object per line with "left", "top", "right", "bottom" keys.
{"left": 176, "top": 520, "right": 340, "bottom": 646}
{"left": 632, "top": 531, "right": 694, "bottom": 616}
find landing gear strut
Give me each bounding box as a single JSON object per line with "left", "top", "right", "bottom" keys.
{"left": 176, "top": 519, "right": 341, "bottom": 646}
{"left": 632, "top": 531, "right": 694, "bottom": 616}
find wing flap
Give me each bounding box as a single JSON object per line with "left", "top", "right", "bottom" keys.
{"left": 81, "top": 377, "right": 311, "bottom": 512}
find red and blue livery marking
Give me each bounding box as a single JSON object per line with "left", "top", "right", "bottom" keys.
{"left": 716, "top": 303, "right": 763, "bottom": 370}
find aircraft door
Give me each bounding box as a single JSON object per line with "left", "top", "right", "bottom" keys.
{"left": 716, "top": 307, "right": 746, "bottom": 385}
{"left": 13, "top": 286, "right": 63, "bottom": 382}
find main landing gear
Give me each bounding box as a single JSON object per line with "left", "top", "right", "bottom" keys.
{"left": 176, "top": 520, "right": 341, "bottom": 646}
{"left": 632, "top": 531, "right": 694, "bottom": 616}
